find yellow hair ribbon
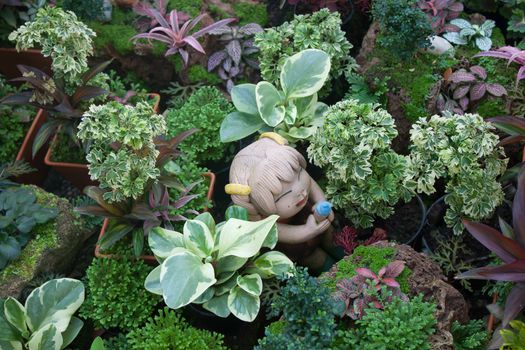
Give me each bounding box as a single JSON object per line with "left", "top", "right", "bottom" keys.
{"left": 259, "top": 132, "right": 288, "bottom": 145}
{"left": 225, "top": 183, "right": 252, "bottom": 196}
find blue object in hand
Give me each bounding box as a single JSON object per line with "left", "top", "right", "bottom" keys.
{"left": 315, "top": 201, "right": 332, "bottom": 218}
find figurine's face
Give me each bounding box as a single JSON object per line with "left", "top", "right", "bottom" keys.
{"left": 273, "top": 168, "right": 311, "bottom": 219}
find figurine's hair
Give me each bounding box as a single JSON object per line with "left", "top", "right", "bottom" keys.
{"left": 229, "top": 138, "right": 307, "bottom": 219}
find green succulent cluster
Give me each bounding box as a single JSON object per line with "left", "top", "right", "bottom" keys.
{"left": 126, "top": 308, "right": 227, "bottom": 350}
{"left": 254, "top": 9, "right": 352, "bottom": 94}
{"left": 9, "top": 6, "right": 96, "bottom": 85}
{"left": 78, "top": 101, "right": 166, "bottom": 202}
{"left": 407, "top": 112, "right": 508, "bottom": 234}
{"left": 308, "top": 100, "right": 414, "bottom": 228}
{"left": 80, "top": 255, "right": 161, "bottom": 330}
{"left": 333, "top": 295, "right": 437, "bottom": 350}
{"left": 164, "top": 86, "right": 234, "bottom": 163}
{"left": 372, "top": 0, "right": 433, "bottom": 60}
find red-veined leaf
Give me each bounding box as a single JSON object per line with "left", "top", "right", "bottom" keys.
{"left": 356, "top": 268, "right": 377, "bottom": 279}
{"left": 384, "top": 260, "right": 405, "bottom": 277}
{"left": 453, "top": 85, "right": 470, "bottom": 99}
{"left": 469, "top": 65, "right": 487, "bottom": 79}
{"left": 457, "top": 259, "right": 525, "bottom": 281}
{"left": 469, "top": 83, "right": 486, "bottom": 100}
{"left": 486, "top": 83, "right": 507, "bottom": 96}
{"left": 382, "top": 278, "right": 400, "bottom": 288}
{"left": 192, "top": 18, "right": 236, "bottom": 39}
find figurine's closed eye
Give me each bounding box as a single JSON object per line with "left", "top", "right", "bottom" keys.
{"left": 274, "top": 190, "right": 292, "bottom": 203}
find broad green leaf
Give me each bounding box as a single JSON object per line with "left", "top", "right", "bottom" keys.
{"left": 216, "top": 270, "right": 238, "bottom": 285}
{"left": 225, "top": 206, "right": 248, "bottom": 221}
{"left": 192, "top": 287, "right": 215, "bottom": 304}
{"left": 220, "top": 111, "right": 265, "bottom": 142}
{"left": 144, "top": 266, "right": 163, "bottom": 295}
{"left": 284, "top": 102, "right": 297, "bottom": 125}
{"left": 215, "top": 273, "right": 239, "bottom": 295}
{"left": 295, "top": 94, "right": 317, "bottom": 118}
{"left": 90, "top": 337, "right": 105, "bottom": 350}
{"left": 227, "top": 286, "right": 260, "bottom": 322}
{"left": 0, "top": 340, "right": 22, "bottom": 350}
{"left": 27, "top": 323, "right": 62, "bottom": 350}
{"left": 286, "top": 126, "right": 316, "bottom": 139}
{"left": 194, "top": 212, "right": 216, "bottom": 237}
{"left": 160, "top": 251, "right": 216, "bottom": 309}
{"left": 203, "top": 294, "right": 231, "bottom": 318}
{"left": 148, "top": 227, "right": 185, "bottom": 259}
{"left": 261, "top": 224, "right": 278, "bottom": 249}
{"left": 0, "top": 300, "right": 20, "bottom": 341}
{"left": 247, "top": 251, "right": 294, "bottom": 278}
{"left": 231, "top": 84, "right": 258, "bottom": 115}
{"left": 256, "top": 82, "right": 285, "bottom": 127}
{"left": 25, "top": 279, "right": 84, "bottom": 333}
{"left": 216, "top": 256, "right": 248, "bottom": 275}
{"left": 4, "top": 299, "right": 27, "bottom": 337}
{"left": 183, "top": 220, "right": 214, "bottom": 258}
{"left": 236, "top": 274, "right": 262, "bottom": 296}
{"left": 61, "top": 317, "right": 83, "bottom": 348}
{"left": 217, "top": 215, "right": 279, "bottom": 259}
{"left": 280, "top": 49, "right": 331, "bottom": 99}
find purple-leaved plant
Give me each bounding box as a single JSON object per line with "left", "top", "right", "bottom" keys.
{"left": 132, "top": 0, "right": 189, "bottom": 31}
{"left": 417, "top": 0, "right": 463, "bottom": 34}
{"left": 131, "top": 10, "right": 235, "bottom": 66}
{"left": 475, "top": 46, "right": 525, "bottom": 88}
{"left": 207, "top": 23, "right": 262, "bottom": 92}
{"left": 437, "top": 65, "right": 507, "bottom": 114}
{"left": 333, "top": 260, "right": 408, "bottom": 320}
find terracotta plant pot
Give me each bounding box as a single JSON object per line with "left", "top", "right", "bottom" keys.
{"left": 0, "top": 48, "right": 52, "bottom": 82}
{"left": 43, "top": 93, "right": 161, "bottom": 191}
{"left": 94, "top": 172, "right": 216, "bottom": 265}
{"left": 14, "top": 110, "right": 50, "bottom": 185}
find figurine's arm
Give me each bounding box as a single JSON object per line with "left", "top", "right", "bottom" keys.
{"left": 277, "top": 215, "right": 331, "bottom": 244}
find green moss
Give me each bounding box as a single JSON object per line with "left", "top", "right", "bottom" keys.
{"left": 111, "top": 6, "right": 136, "bottom": 25}
{"left": 151, "top": 41, "right": 167, "bottom": 57}
{"left": 0, "top": 186, "right": 60, "bottom": 284}
{"left": 476, "top": 99, "right": 507, "bottom": 118}
{"left": 167, "top": 0, "right": 203, "bottom": 17}
{"left": 208, "top": 4, "right": 230, "bottom": 20}
{"left": 322, "top": 245, "right": 411, "bottom": 294}
{"left": 367, "top": 47, "right": 456, "bottom": 122}
{"left": 187, "top": 65, "right": 222, "bottom": 85}
{"left": 233, "top": 2, "right": 268, "bottom": 26}
{"left": 89, "top": 22, "right": 137, "bottom": 55}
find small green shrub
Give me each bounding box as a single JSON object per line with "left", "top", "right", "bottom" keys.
{"left": 372, "top": 0, "right": 432, "bottom": 60}
{"left": 407, "top": 112, "right": 508, "bottom": 234}
{"left": 352, "top": 295, "right": 437, "bottom": 349}
{"left": 9, "top": 6, "right": 96, "bottom": 84}
{"left": 80, "top": 255, "right": 161, "bottom": 330}
{"left": 308, "top": 100, "right": 413, "bottom": 228}
{"left": 451, "top": 319, "right": 488, "bottom": 350}
{"left": 254, "top": 9, "right": 352, "bottom": 93}
{"left": 126, "top": 307, "right": 227, "bottom": 350}
{"left": 62, "top": 0, "right": 104, "bottom": 21}
{"left": 255, "top": 267, "right": 337, "bottom": 350}
{"left": 89, "top": 22, "right": 137, "bottom": 56}
{"left": 164, "top": 86, "right": 233, "bottom": 163}
{"left": 321, "top": 245, "right": 411, "bottom": 293}
{"left": 167, "top": 0, "right": 203, "bottom": 17}
{"left": 78, "top": 101, "right": 166, "bottom": 202}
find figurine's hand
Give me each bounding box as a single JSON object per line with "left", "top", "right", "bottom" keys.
{"left": 311, "top": 202, "right": 335, "bottom": 222}
{"left": 305, "top": 214, "right": 331, "bottom": 237}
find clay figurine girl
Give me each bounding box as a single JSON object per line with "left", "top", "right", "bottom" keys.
{"left": 226, "top": 132, "right": 337, "bottom": 273}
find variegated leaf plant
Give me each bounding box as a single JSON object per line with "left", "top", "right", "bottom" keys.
{"left": 144, "top": 206, "right": 294, "bottom": 322}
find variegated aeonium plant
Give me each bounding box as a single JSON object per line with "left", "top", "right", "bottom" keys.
{"left": 0, "top": 278, "right": 85, "bottom": 350}
{"left": 144, "top": 206, "right": 294, "bottom": 322}
{"left": 220, "top": 49, "right": 331, "bottom": 144}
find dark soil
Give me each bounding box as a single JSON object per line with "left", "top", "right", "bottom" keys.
{"left": 377, "top": 195, "right": 426, "bottom": 245}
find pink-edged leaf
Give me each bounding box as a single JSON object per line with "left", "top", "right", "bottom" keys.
{"left": 151, "top": 8, "right": 169, "bottom": 28}
{"left": 169, "top": 10, "right": 180, "bottom": 35}
{"left": 513, "top": 170, "right": 525, "bottom": 247}
{"left": 486, "top": 83, "right": 507, "bottom": 96}
{"left": 470, "top": 65, "right": 487, "bottom": 79}
{"left": 226, "top": 40, "right": 242, "bottom": 65}
{"left": 500, "top": 135, "right": 525, "bottom": 146}
{"left": 75, "top": 205, "right": 117, "bottom": 218}
{"left": 32, "top": 119, "right": 60, "bottom": 158}
{"left": 165, "top": 46, "right": 179, "bottom": 56}
{"left": 178, "top": 48, "right": 189, "bottom": 65}
{"left": 378, "top": 266, "right": 386, "bottom": 278}
{"left": 517, "top": 66, "right": 525, "bottom": 82}
{"left": 462, "top": 219, "right": 525, "bottom": 263}
{"left": 356, "top": 267, "right": 377, "bottom": 279}
{"left": 183, "top": 36, "right": 205, "bottom": 54}
{"left": 208, "top": 50, "right": 227, "bottom": 71}
{"left": 450, "top": 70, "right": 477, "bottom": 83}
{"left": 132, "top": 32, "right": 173, "bottom": 45}
{"left": 150, "top": 27, "right": 178, "bottom": 42}
{"left": 453, "top": 85, "right": 470, "bottom": 99}
{"left": 384, "top": 260, "right": 405, "bottom": 278}
{"left": 382, "top": 278, "right": 400, "bottom": 288}
{"left": 469, "top": 83, "right": 486, "bottom": 101}
{"left": 488, "top": 116, "right": 525, "bottom": 137}
{"left": 502, "top": 283, "right": 525, "bottom": 327}
{"left": 81, "top": 60, "right": 113, "bottom": 84}
{"left": 457, "top": 260, "right": 525, "bottom": 281}
{"left": 193, "top": 18, "right": 236, "bottom": 39}
{"left": 459, "top": 96, "right": 469, "bottom": 110}
{"left": 171, "top": 194, "right": 198, "bottom": 210}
